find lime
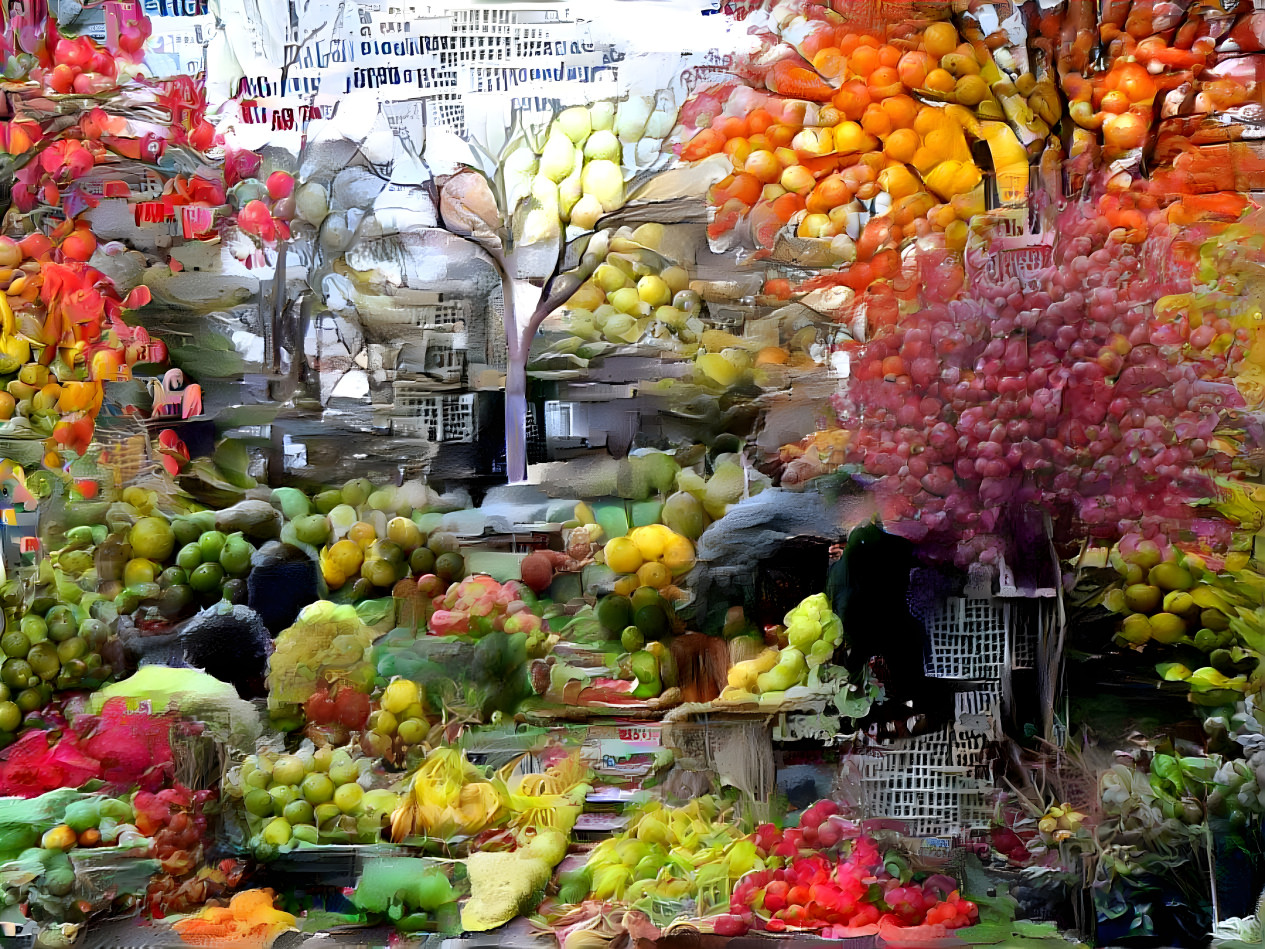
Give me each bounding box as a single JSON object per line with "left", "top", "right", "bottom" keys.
{"left": 271, "top": 755, "right": 306, "bottom": 786}
{"left": 0, "top": 631, "right": 29, "bottom": 660}
{"left": 14, "top": 688, "right": 41, "bottom": 713}
{"left": 1, "top": 659, "right": 33, "bottom": 690}
{"left": 18, "top": 615, "right": 46, "bottom": 644}
{"left": 313, "top": 490, "right": 342, "bottom": 515}
{"left": 56, "top": 638, "right": 87, "bottom": 664}
{"left": 175, "top": 543, "right": 202, "bottom": 572}
{"left": 362, "top": 558, "right": 396, "bottom": 588}
{"left": 0, "top": 702, "right": 20, "bottom": 732}
{"left": 409, "top": 547, "right": 435, "bottom": 575}
{"left": 341, "top": 478, "right": 372, "bottom": 508}
{"left": 634, "top": 603, "right": 670, "bottom": 640}
{"left": 0, "top": 684, "right": 11, "bottom": 703}
{"left": 370, "top": 540, "right": 404, "bottom": 565}
{"left": 223, "top": 578, "right": 248, "bottom": 604}
{"left": 301, "top": 772, "right": 335, "bottom": 805}
{"left": 198, "top": 530, "right": 227, "bottom": 563}
{"left": 244, "top": 789, "right": 274, "bottom": 818}
{"left": 129, "top": 517, "right": 174, "bottom": 562}
{"left": 268, "top": 785, "right": 299, "bottom": 811}
{"left": 219, "top": 536, "right": 254, "bottom": 576}
{"left": 434, "top": 551, "right": 464, "bottom": 582}
{"left": 596, "top": 594, "right": 634, "bottom": 634}
{"left": 283, "top": 799, "right": 315, "bottom": 826}
{"left": 158, "top": 584, "right": 194, "bottom": 618}
{"left": 333, "top": 782, "right": 363, "bottom": 813}
{"left": 189, "top": 562, "right": 225, "bottom": 594}
{"left": 171, "top": 517, "right": 202, "bottom": 547}
{"left": 293, "top": 514, "right": 331, "bottom": 547}
{"left": 27, "top": 643, "right": 59, "bottom": 681}
{"left": 158, "top": 566, "right": 187, "bottom": 588}
{"left": 78, "top": 618, "right": 108, "bottom": 646}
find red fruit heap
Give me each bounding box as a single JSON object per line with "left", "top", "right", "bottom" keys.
{"left": 716, "top": 801, "right": 979, "bottom": 938}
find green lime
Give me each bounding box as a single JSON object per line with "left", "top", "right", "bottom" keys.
{"left": 362, "top": 558, "right": 396, "bottom": 588}
{"left": 434, "top": 551, "right": 464, "bottom": 582}
{"left": 175, "top": 543, "right": 203, "bottom": 572}
{"left": 409, "top": 547, "right": 435, "bottom": 575}
{"left": 370, "top": 540, "right": 404, "bottom": 565}
{"left": 283, "top": 799, "right": 315, "bottom": 826}
{"left": 27, "top": 643, "right": 60, "bottom": 681}
{"left": 219, "top": 536, "right": 254, "bottom": 576}
{"left": 171, "top": 517, "right": 202, "bottom": 547}
{"left": 56, "top": 637, "right": 86, "bottom": 663}
{"left": 198, "top": 530, "right": 227, "bottom": 563}
{"left": 78, "top": 618, "right": 108, "bottom": 647}
{"left": 596, "top": 594, "right": 634, "bottom": 634}
{"left": 1, "top": 659, "right": 33, "bottom": 690}
{"left": 633, "top": 603, "right": 670, "bottom": 640}
{"left": 189, "top": 562, "right": 226, "bottom": 593}
{"left": 341, "top": 478, "right": 372, "bottom": 508}
{"left": 18, "top": 615, "right": 46, "bottom": 644}
{"left": 223, "top": 578, "right": 249, "bottom": 605}
{"left": 0, "top": 631, "right": 29, "bottom": 660}
{"left": 158, "top": 566, "right": 188, "bottom": 588}
{"left": 61, "top": 658, "right": 87, "bottom": 680}
{"left": 314, "top": 490, "right": 342, "bottom": 515}
{"left": 158, "top": 584, "right": 194, "bottom": 618}
{"left": 14, "top": 688, "right": 41, "bottom": 713}
{"left": 630, "top": 585, "right": 664, "bottom": 612}
{"left": 244, "top": 788, "right": 274, "bottom": 818}
{"left": 45, "top": 606, "right": 76, "bottom": 643}
{"left": 0, "top": 702, "right": 19, "bottom": 732}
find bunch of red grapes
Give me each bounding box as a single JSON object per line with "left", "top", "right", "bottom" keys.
{"left": 836, "top": 175, "right": 1246, "bottom": 566}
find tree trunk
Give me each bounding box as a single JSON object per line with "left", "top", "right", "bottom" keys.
{"left": 501, "top": 273, "right": 543, "bottom": 484}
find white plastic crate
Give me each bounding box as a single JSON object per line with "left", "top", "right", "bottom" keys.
{"left": 845, "top": 728, "right": 987, "bottom": 838}
{"left": 391, "top": 388, "right": 477, "bottom": 442}
{"left": 1009, "top": 598, "right": 1057, "bottom": 671}
{"left": 918, "top": 596, "right": 1010, "bottom": 679}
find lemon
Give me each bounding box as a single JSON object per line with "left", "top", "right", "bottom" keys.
{"left": 321, "top": 559, "right": 346, "bottom": 590}
{"left": 636, "top": 561, "right": 671, "bottom": 590}
{"left": 123, "top": 558, "right": 157, "bottom": 588}
{"left": 660, "top": 534, "right": 696, "bottom": 574}
{"left": 629, "top": 524, "right": 673, "bottom": 562}
{"left": 333, "top": 782, "right": 364, "bottom": 813}
{"left": 381, "top": 678, "right": 420, "bottom": 715}
{"left": 328, "top": 539, "right": 364, "bottom": 575}
{"left": 613, "top": 575, "right": 640, "bottom": 597}
{"left": 604, "top": 536, "right": 644, "bottom": 575}
{"left": 349, "top": 521, "right": 377, "bottom": 547}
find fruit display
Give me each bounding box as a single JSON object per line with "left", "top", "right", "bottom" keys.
{"left": 6, "top": 0, "right": 1265, "bottom": 943}
{"left": 223, "top": 742, "right": 397, "bottom": 855}
{"left": 514, "top": 98, "right": 677, "bottom": 238}
{"left": 388, "top": 747, "right": 505, "bottom": 844}
{"left": 554, "top": 225, "right": 700, "bottom": 351}
{"left": 720, "top": 593, "right": 842, "bottom": 702}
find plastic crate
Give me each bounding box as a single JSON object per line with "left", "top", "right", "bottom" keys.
{"left": 845, "top": 729, "right": 989, "bottom": 838}
{"left": 1009, "top": 598, "right": 1057, "bottom": 671}
{"left": 917, "top": 597, "right": 1010, "bottom": 680}
{"left": 390, "top": 388, "right": 477, "bottom": 442}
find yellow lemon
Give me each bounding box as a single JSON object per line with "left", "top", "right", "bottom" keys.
{"left": 604, "top": 536, "right": 644, "bottom": 575}
{"left": 321, "top": 558, "right": 346, "bottom": 590}
{"left": 636, "top": 561, "right": 671, "bottom": 590}
{"left": 630, "top": 524, "right": 673, "bottom": 561}
{"left": 661, "top": 534, "right": 696, "bottom": 574}
{"left": 123, "top": 558, "right": 157, "bottom": 588}
{"left": 381, "top": 678, "right": 420, "bottom": 715}
{"left": 613, "top": 575, "right": 640, "bottom": 596}
{"left": 328, "top": 539, "right": 364, "bottom": 575}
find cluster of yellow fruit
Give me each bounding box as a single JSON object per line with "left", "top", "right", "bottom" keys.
{"left": 563, "top": 225, "right": 699, "bottom": 347}
{"left": 602, "top": 524, "right": 697, "bottom": 592}
{"left": 1036, "top": 802, "right": 1086, "bottom": 846}
{"left": 388, "top": 747, "right": 504, "bottom": 843}
{"left": 1104, "top": 544, "right": 1229, "bottom": 648}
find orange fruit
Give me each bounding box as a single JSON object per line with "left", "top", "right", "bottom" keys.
{"left": 923, "top": 21, "right": 959, "bottom": 58}
{"left": 884, "top": 128, "right": 920, "bottom": 163}
{"left": 924, "top": 68, "right": 956, "bottom": 93}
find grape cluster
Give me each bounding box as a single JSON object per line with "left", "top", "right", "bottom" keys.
{"left": 837, "top": 176, "right": 1245, "bottom": 565}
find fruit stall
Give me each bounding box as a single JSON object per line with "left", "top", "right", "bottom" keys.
{"left": 0, "top": 0, "right": 1263, "bottom": 946}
